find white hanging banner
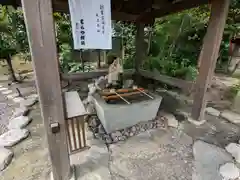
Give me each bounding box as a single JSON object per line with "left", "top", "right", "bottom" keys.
{"left": 68, "top": 0, "right": 112, "bottom": 50}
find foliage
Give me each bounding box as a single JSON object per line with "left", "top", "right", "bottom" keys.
{"left": 143, "top": 10, "right": 209, "bottom": 79}
{"left": 113, "top": 22, "right": 136, "bottom": 69}
{"left": 0, "top": 6, "right": 28, "bottom": 59}
{"left": 113, "top": 2, "right": 240, "bottom": 80}
{"left": 55, "top": 13, "right": 95, "bottom": 73}
{"left": 1, "top": 2, "right": 240, "bottom": 79}
{"left": 59, "top": 43, "right": 93, "bottom": 73}
{"left": 54, "top": 13, "right": 73, "bottom": 51}
{"left": 0, "top": 5, "right": 29, "bottom": 81}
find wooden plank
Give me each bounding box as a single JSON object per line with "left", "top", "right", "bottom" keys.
{"left": 61, "top": 69, "right": 135, "bottom": 81}
{"left": 81, "top": 119, "right": 86, "bottom": 147}
{"left": 52, "top": 0, "right": 140, "bottom": 22}
{"left": 64, "top": 91, "right": 87, "bottom": 118}
{"left": 135, "top": 23, "right": 145, "bottom": 83}
{"left": 21, "top": 0, "right": 71, "bottom": 180}
{"left": 62, "top": 70, "right": 108, "bottom": 81}
{"left": 139, "top": 69, "right": 193, "bottom": 92}
{"left": 76, "top": 117, "right": 82, "bottom": 148}
{"left": 191, "top": 0, "right": 230, "bottom": 121}
{"left": 66, "top": 121, "right": 73, "bottom": 153}
{"left": 3, "top": 0, "right": 207, "bottom": 23}
{"left": 151, "top": 0, "right": 209, "bottom": 19}
{"left": 71, "top": 118, "right": 77, "bottom": 150}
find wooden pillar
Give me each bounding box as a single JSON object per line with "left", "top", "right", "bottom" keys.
{"left": 21, "top": 0, "right": 71, "bottom": 180}
{"left": 135, "top": 22, "right": 145, "bottom": 81}
{"left": 103, "top": 50, "right": 107, "bottom": 65}
{"left": 191, "top": 0, "right": 230, "bottom": 120}
{"left": 97, "top": 50, "right": 101, "bottom": 69}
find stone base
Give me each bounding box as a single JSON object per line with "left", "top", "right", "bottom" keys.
{"left": 188, "top": 117, "right": 206, "bottom": 126}
{"left": 49, "top": 165, "right": 76, "bottom": 180}
{"left": 87, "top": 115, "right": 166, "bottom": 144}
{"left": 93, "top": 94, "right": 162, "bottom": 133}
{"left": 176, "top": 111, "right": 206, "bottom": 126}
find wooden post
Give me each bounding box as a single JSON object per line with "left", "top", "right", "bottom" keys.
{"left": 135, "top": 22, "right": 145, "bottom": 82}
{"left": 97, "top": 50, "right": 101, "bottom": 69}
{"left": 21, "top": 0, "right": 71, "bottom": 180}
{"left": 103, "top": 50, "right": 107, "bottom": 65}
{"left": 191, "top": 0, "right": 230, "bottom": 121}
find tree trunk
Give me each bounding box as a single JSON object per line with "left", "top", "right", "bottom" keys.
{"left": 6, "top": 55, "right": 17, "bottom": 82}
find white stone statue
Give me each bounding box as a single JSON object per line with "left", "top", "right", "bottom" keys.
{"left": 107, "top": 57, "right": 123, "bottom": 85}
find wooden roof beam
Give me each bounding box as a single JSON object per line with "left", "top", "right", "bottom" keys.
{"left": 138, "top": 0, "right": 209, "bottom": 22}
{"left": 52, "top": 0, "right": 152, "bottom": 23}
{"left": 154, "top": 0, "right": 209, "bottom": 17}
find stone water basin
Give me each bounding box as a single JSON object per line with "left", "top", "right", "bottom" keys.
{"left": 93, "top": 93, "right": 162, "bottom": 133}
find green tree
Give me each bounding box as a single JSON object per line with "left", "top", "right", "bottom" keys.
{"left": 0, "top": 5, "right": 28, "bottom": 82}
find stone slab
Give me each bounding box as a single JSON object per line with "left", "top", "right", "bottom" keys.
{"left": 221, "top": 110, "right": 240, "bottom": 124}
{"left": 192, "top": 140, "right": 233, "bottom": 180}
{"left": 205, "top": 107, "right": 221, "bottom": 117}
{"left": 219, "top": 162, "right": 240, "bottom": 179}
{"left": 0, "top": 88, "right": 8, "bottom": 91}
{"left": 20, "top": 97, "right": 38, "bottom": 107}
{"left": 2, "top": 90, "right": 13, "bottom": 95}
{"left": 12, "top": 107, "right": 29, "bottom": 118}
{"left": 26, "top": 94, "right": 38, "bottom": 99}
{"left": 13, "top": 97, "right": 25, "bottom": 103}
{"left": 8, "top": 116, "right": 32, "bottom": 129}
{"left": 93, "top": 94, "right": 162, "bottom": 133}
{"left": 0, "top": 129, "right": 29, "bottom": 147}
{"left": 7, "top": 93, "right": 19, "bottom": 99}
{"left": 0, "top": 148, "right": 13, "bottom": 171}
{"left": 225, "top": 143, "right": 240, "bottom": 163}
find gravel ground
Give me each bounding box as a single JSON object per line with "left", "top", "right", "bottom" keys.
{"left": 0, "top": 106, "right": 51, "bottom": 180}
{"left": 0, "top": 75, "right": 239, "bottom": 180}
{"left": 0, "top": 80, "right": 50, "bottom": 180}
{"left": 0, "top": 89, "right": 14, "bottom": 135}
{"left": 109, "top": 128, "right": 194, "bottom": 180}
{"left": 71, "top": 128, "right": 194, "bottom": 180}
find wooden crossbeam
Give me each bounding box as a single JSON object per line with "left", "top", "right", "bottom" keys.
{"left": 52, "top": 0, "right": 142, "bottom": 22}
{"left": 138, "top": 0, "right": 209, "bottom": 22}
{"left": 2, "top": 0, "right": 209, "bottom": 23}
{"left": 152, "top": 0, "right": 209, "bottom": 18}
{"left": 139, "top": 69, "right": 193, "bottom": 92}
